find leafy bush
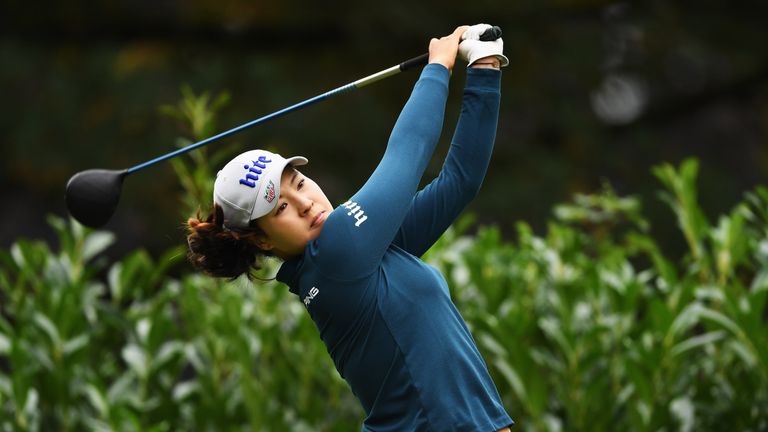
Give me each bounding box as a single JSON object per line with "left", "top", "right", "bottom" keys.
{"left": 1, "top": 87, "right": 766, "bottom": 431}
{"left": 424, "top": 162, "right": 768, "bottom": 431}
{"left": 0, "top": 216, "right": 360, "bottom": 431}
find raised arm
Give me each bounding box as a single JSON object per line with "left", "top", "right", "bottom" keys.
{"left": 313, "top": 27, "right": 468, "bottom": 278}
{"left": 393, "top": 65, "right": 502, "bottom": 257}
{"left": 392, "top": 27, "right": 507, "bottom": 256}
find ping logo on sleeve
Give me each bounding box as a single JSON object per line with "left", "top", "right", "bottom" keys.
{"left": 239, "top": 156, "right": 272, "bottom": 188}
{"left": 341, "top": 200, "right": 368, "bottom": 227}
{"left": 303, "top": 286, "right": 320, "bottom": 307}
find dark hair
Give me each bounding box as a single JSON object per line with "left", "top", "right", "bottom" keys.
{"left": 186, "top": 204, "right": 272, "bottom": 280}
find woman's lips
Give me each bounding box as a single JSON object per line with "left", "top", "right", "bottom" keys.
{"left": 311, "top": 211, "right": 326, "bottom": 228}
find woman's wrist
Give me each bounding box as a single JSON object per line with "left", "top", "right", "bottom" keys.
{"left": 470, "top": 56, "right": 501, "bottom": 69}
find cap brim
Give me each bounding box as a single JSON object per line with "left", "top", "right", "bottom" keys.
{"left": 285, "top": 156, "right": 308, "bottom": 167}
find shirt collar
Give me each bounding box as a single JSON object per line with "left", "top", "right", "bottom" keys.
{"left": 276, "top": 256, "right": 303, "bottom": 295}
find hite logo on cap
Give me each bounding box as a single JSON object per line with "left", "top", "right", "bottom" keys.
{"left": 239, "top": 156, "right": 272, "bottom": 188}
{"left": 264, "top": 180, "right": 276, "bottom": 203}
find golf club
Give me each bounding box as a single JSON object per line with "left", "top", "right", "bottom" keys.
{"left": 65, "top": 26, "right": 502, "bottom": 228}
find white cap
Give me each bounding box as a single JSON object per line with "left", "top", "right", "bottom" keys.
{"left": 213, "top": 150, "right": 308, "bottom": 229}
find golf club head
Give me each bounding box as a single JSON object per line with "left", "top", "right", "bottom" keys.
{"left": 65, "top": 169, "right": 128, "bottom": 228}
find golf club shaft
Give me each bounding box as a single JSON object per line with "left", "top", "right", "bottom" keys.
{"left": 127, "top": 55, "right": 427, "bottom": 174}
{"left": 127, "top": 26, "right": 501, "bottom": 174}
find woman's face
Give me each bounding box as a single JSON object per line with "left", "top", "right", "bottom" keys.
{"left": 253, "top": 166, "right": 333, "bottom": 259}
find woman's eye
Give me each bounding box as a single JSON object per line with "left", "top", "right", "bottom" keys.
{"left": 298, "top": 179, "right": 305, "bottom": 189}
{"left": 276, "top": 203, "right": 287, "bottom": 214}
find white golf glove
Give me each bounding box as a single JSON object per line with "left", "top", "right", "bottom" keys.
{"left": 459, "top": 23, "right": 510, "bottom": 67}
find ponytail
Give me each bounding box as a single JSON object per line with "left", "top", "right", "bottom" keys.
{"left": 186, "top": 205, "right": 271, "bottom": 280}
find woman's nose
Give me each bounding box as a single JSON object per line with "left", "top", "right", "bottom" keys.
{"left": 300, "top": 197, "right": 314, "bottom": 215}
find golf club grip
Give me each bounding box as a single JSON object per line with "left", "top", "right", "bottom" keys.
{"left": 399, "top": 54, "right": 430, "bottom": 72}
{"left": 399, "top": 25, "right": 503, "bottom": 72}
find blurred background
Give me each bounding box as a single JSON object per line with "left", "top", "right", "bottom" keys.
{"left": 3, "top": 2, "right": 768, "bottom": 430}
{"left": 2, "top": 0, "right": 767, "bottom": 259}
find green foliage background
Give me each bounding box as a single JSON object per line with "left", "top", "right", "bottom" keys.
{"left": 1, "top": 90, "right": 767, "bottom": 431}
{"left": 3, "top": 1, "right": 767, "bottom": 257}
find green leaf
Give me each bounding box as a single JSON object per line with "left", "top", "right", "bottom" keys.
{"left": 63, "top": 334, "right": 90, "bottom": 356}
{"left": 33, "top": 312, "right": 61, "bottom": 348}
{"left": 728, "top": 339, "right": 757, "bottom": 369}
{"left": 667, "top": 302, "right": 702, "bottom": 341}
{"left": 698, "top": 306, "right": 743, "bottom": 337}
{"left": 0, "top": 374, "right": 10, "bottom": 397}
{"left": 27, "top": 344, "right": 54, "bottom": 371}
{"left": 11, "top": 241, "right": 48, "bottom": 273}
{"left": 84, "top": 383, "right": 109, "bottom": 417}
{"left": 107, "top": 373, "right": 135, "bottom": 405}
{"left": 0, "top": 333, "right": 9, "bottom": 354}
{"left": 493, "top": 357, "right": 527, "bottom": 406}
{"left": 478, "top": 333, "right": 508, "bottom": 358}
{"left": 653, "top": 159, "right": 709, "bottom": 265}
{"left": 627, "top": 233, "right": 678, "bottom": 285}
{"left": 82, "top": 231, "right": 116, "bottom": 262}
{"left": 539, "top": 317, "right": 573, "bottom": 359}
{"left": 82, "top": 417, "right": 113, "bottom": 432}
{"left": 47, "top": 215, "right": 75, "bottom": 258}
{"left": 711, "top": 207, "right": 748, "bottom": 284}
{"left": 122, "top": 344, "right": 148, "bottom": 380}
{"left": 22, "top": 388, "right": 39, "bottom": 417}
{"left": 172, "top": 381, "right": 199, "bottom": 402}
{"left": 671, "top": 330, "right": 726, "bottom": 357}
{"left": 108, "top": 262, "right": 124, "bottom": 303}
{"left": 670, "top": 397, "right": 695, "bottom": 432}
{"left": 151, "top": 341, "right": 184, "bottom": 372}
{"left": 136, "top": 318, "right": 151, "bottom": 346}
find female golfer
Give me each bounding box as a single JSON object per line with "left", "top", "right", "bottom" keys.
{"left": 187, "top": 24, "right": 513, "bottom": 431}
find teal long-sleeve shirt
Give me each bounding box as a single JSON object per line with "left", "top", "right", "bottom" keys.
{"left": 277, "top": 64, "right": 513, "bottom": 432}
